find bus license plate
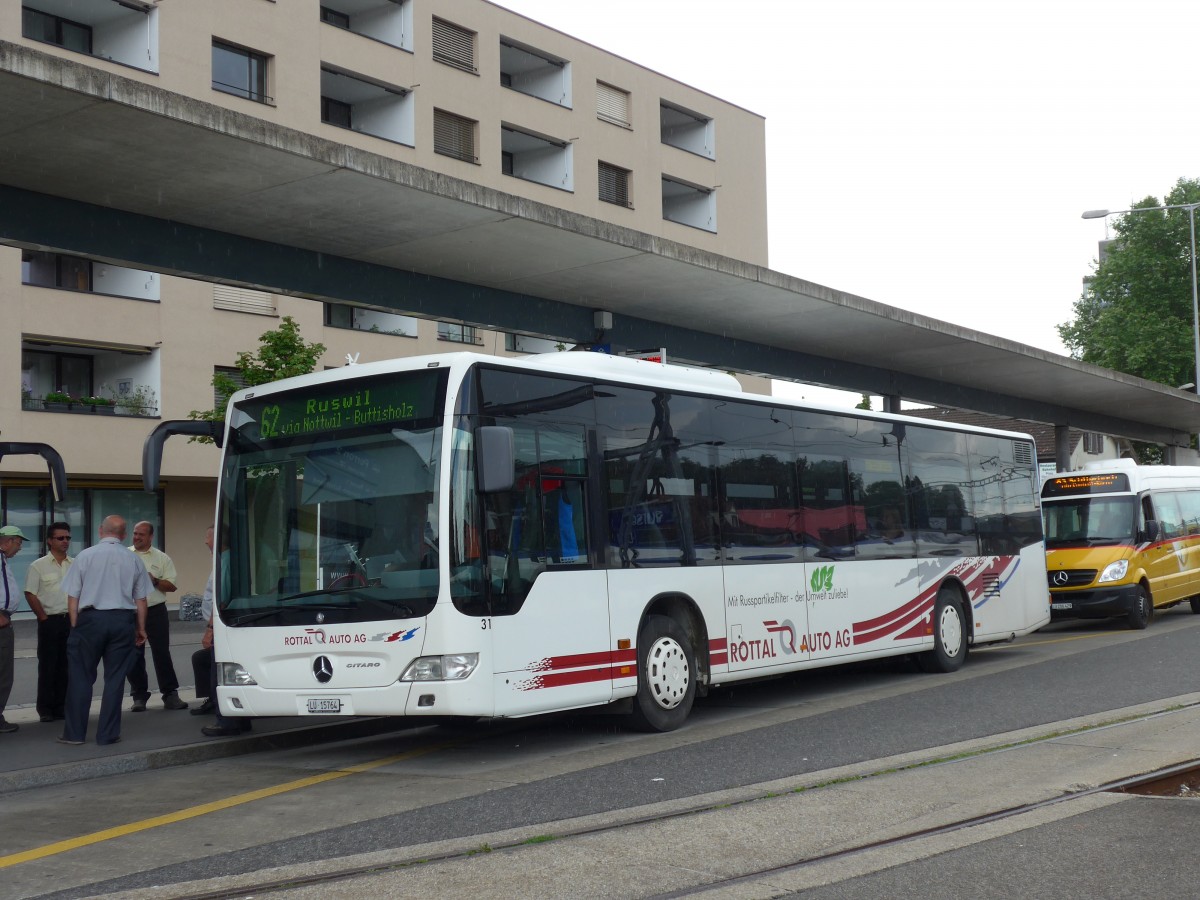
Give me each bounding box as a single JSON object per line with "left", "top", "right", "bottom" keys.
{"left": 307, "top": 698, "right": 342, "bottom": 714}
{"left": 1050, "top": 602, "right": 1073, "bottom": 610}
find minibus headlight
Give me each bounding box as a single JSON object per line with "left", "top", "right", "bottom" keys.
{"left": 1098, "top": 560, "right": 1129, "bottom": 583}
{"left": 400, "top": 653, "right": 479, "bottom": 682}
{"left": 219, "top": 662, "right": 258, "bottom": 686}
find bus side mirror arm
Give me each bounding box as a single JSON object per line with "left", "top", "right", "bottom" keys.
{"left": 142, "top": 420, "right": 224, "bottom": 493}
{"left": 476, "top": 426, "right": 514, "bottom": 493}
{"left": 0, "top": 442, "right": 67, "bottom": 503}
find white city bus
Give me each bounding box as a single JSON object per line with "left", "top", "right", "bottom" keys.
{"left": 184, "top": 352, "right": 1048, "bottom": 732}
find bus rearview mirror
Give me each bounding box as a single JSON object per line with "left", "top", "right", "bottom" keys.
{"left": 477, "top": 426, "right": 515, "bottom": 493}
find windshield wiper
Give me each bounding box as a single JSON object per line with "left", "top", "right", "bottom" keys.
{"left": 229, "top": 603, "right": 347, "bottom": 626}
{"left": 277, "top": 586, "right": 367, "bottom": 604}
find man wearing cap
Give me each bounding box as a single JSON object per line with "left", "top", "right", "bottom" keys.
{"left": 60, "top": 515, "right": 150, "bottom": 746}
{"left": 25, "top": 522, "right": 73, "bottom": 722}
{"left": 0, "top": 524, "right": 29, "bottom": 734}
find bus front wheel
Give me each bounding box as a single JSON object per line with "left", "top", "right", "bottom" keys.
{"left": 630, "top": 615, "right": 696, "bottom": 733}
{"left": 917, "top": 589, "right": 968, "bottom": 673}
{"left": 1127, "top": 585, "right": 1152, "bottom": 630}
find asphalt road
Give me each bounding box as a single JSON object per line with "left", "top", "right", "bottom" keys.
{"left": 15, "top": 609, "right": 1200, "bottom": 899}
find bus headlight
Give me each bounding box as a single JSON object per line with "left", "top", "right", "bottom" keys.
{"left": 219, "top": 662, "right": 258, "bottom": 686}
{"left": 400, "top": 653, "right": 479, "bottom": 682}
{"left": 1098, "top": 560, "right": 1129, "bottom": 583}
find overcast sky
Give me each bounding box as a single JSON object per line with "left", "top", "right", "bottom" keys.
{"left": 495, "top": 1, "right": 1198, "bottom": 404}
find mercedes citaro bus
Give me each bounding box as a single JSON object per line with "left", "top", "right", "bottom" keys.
{"left": 145, "top": 352, "right": 1050, "bottom": 731}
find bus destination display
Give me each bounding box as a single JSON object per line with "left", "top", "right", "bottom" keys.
{"left": 238, "top": 373, "right": 441, "bottom": 442}
{"left": 1041, "top": 472, "right": 1130, "bottom": 497}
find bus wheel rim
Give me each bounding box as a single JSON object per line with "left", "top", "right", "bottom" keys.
{"left": 939, "top": 604, "right": 963, "bottom": 658}
{"left": 646, "top": 637, "right": 690, "bottom": 710}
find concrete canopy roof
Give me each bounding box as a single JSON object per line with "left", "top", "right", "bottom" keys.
{"left": 2, "top": 40, "right": 1199, "bottom": 447}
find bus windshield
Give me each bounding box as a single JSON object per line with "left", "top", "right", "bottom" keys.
{"left": 1042, "top": 496, "right": 1137, "bottom": 548}
{"left": 216, "top": 369, "right": 447, "bottom": 626}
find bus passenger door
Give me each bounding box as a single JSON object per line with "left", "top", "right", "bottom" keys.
{"left": 1141, "top": 493, "right": 1190, "bottom": 604}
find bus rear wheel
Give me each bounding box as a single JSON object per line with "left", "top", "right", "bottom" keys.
{"left": 630, "top": 615, "right": 696, "bottom": 733}
{"left": 917, "top": 588, "right": 968, "bottom": 673}
{"left": 1189, "top": 596, "right": 1200, "bottom": 615}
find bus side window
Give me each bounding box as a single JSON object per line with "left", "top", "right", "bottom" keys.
{"left": 543, "top": 479, "right": 587, "bottom": 565}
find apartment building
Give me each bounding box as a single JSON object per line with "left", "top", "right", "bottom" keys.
{"left": 0, "top": 0, "right": 769, "bottom": 605}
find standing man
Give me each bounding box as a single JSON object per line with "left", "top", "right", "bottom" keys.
{"left": 126, "top": 521, "right": 188, "bottom": 711}
{"left": 25, "top": 521, "right": 73, "bottom": 722}
{"left": 60, "top": 515, "right": 150, "bottom": 746}
{"left": 0, "top": 524, "right": 29, "bottom": 734}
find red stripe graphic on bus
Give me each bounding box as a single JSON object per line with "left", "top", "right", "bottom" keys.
{"left": 709, "top": 636, "right": 728, "bottom": 667}
{"left": 515, "top": 648, "right": 637, "bottom": 692}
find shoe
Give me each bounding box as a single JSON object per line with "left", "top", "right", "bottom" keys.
{"left": 130, "top": 698, "right": 147, "bottom": 713}
{"left": 57, "top": 735, "right": 85, "bottom": 745}
{"left": 202, "top": 723, "right": 248, "bottom": 737}
{"left": 162, "top": 692, "right": 189, "bottom": 711}
{"left": 39, "top": 714, "right": 56, "bottom": 723}
{"left": 0, "top": 718, "right": 18, "bottom": 734}
{"left": 190, "top": 698, "right": 215, "bottom": 716}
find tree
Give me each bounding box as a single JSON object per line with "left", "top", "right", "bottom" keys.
{"left": 855, "top": 393, "right": 872, "bottom": 411}
{"left": 189, "top": 315, "right": 326, "bottom": 437}
{"left": 1059, "top": 177, "right": 1200, "bottom": 388}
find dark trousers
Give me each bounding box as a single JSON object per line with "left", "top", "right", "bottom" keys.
{"left": 127, "top": 602, "right": 179, "bottom": 700}
{"left": 36, "top": 614, "right": 71, "bottom": 718}
{"left": 192, "top": 646, "right": 213, "bottom": 699}
{"left": 64, "top": 608, "right": 138, "bottom": 744}
{"left": 209, "top": 639, "right": 248, "bottom": 731}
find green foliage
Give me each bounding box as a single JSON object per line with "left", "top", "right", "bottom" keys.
{"left": 188, "top": 315, "right": 325, "bottom": 439}
{"left": 855, "top": 393, "right": 872, "bottom": 411}
{"left": 1059, "top": 178, "right": 1200, "bottom": 389}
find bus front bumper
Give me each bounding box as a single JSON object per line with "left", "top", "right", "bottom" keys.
{"left": 1049, "top": 585, "right": 1143, "bottom": 620}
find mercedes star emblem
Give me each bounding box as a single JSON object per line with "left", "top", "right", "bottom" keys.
{"left": 316, "top": 611, "right": 325, "bottom": 624}
{"left": 313, "top": 655, "right": 333, "bottom": 684}
{"left": 1053, "top": 570, "right": 1069, "bottom": 586}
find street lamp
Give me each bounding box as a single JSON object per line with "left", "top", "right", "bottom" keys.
{"left": 1082, "top": 201, "right": 1200, "bottom": 453}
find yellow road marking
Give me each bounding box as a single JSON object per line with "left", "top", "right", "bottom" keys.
{"left": 0, "top": 743, "right": 449, "bottom": 869}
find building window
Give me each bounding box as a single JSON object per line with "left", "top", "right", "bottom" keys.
{"left": 213, "top": 366, "right": 247, "bottom": 412}
{"left": 21, "top": 252, "right": 161, "bottom": 301}
{"left": 660, "top": 101, "right": 715, "bottom": 160}
{"left": 500, "top": 38, "right": 570, "bottom": 107}
{"left": 598, "top": 162, "right": 631, "bottom": 208}
{"left": 662, "top": 176, "right": 717, "bottom": 233}
{"left": 23, "top": 349, "right": 92, "bottom": 400}
{"left": 432, "top": 18, "right": 475, "bottom": 72}
{"left": 438, "top": 322, "right": 479, "bottom": 344}
{"left": 213, "top": 285, "right": 276, "bottom": 316}
{"left": 434, "top": 109, "right": 478, "bottom": 163}
{"left": 597, "top": 82, "right": 630, "bottom": 127}
{"left": 212, "top": 40, "right": 271, "bottom": 103}
{"left": 321, "top": 95, "right": 353, "bottom": 129}
{"left": 324, "top": 303, "right": 417, "bottom": 336}
{"left": 319, "top": 6, "right": 350, "bottom": 29}
{"left": 501, "top": 125, "right": 573, "bottom": 191}
{"left": 22, "top": 7, "right": 92, "bottom": 54}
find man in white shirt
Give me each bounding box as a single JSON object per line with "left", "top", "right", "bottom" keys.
{"left": 0, "top": 524, "right": 29, "bottom": 734}
{"left": 25, "top": 521, "right": 73, "bottom": 722}
{"left": 126, "top": 521, "right": 188, "bottom": 711}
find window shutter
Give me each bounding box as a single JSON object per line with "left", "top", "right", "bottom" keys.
{"left": 598, "top": 162, "right": 631, "bottom": 207}
{"left": 434, "top": 109, "right": 477, "bottom": 163}
{"left": 213, "top": 285, "right": 276, "bottom": 316}
{"left": 432, "top": 18, "right": 475, "bottom": 71}
{"left": 596, "top": 82, "right": 630, "bottom": 127}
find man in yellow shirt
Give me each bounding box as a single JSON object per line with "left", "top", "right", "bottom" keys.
{"left": 126, "top": 521, "right": 188, "bottom": 711}
{"left": 24, "top": 522, "right": 73, "bottom": 722}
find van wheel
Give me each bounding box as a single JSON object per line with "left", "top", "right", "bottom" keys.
{"left": 630, "top": 615, "right": 695, "bottom": 732}
{"left": 917, "top": 588, "right": 968, "bottom": 673}
{"left": 1190, "top": 597, "right": 1200, "bottom": 615}
{"left": 1127, "top": 586, "right": 1152, "bottom": 630}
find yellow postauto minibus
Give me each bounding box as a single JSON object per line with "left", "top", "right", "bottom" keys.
{"left": 1042, "top": 459, "right": 1200, "bottom": 629}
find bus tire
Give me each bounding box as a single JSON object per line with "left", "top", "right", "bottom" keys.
{"left": 1190, "top": 596, "right": 1200, "bottom": 615}
{"left": 1127, "top": 585, "right": 1152, "bottom": 630}
{"left": 917, "top": 588, "right": 968, "bottom": 673}
{"left": 630, "top": 615, "right": 696, "bottom": 733}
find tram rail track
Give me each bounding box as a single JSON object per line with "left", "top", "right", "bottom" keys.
{"left": 127, "top": 702, "right": 1200, "bottom": 900}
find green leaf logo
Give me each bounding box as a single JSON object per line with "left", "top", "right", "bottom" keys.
{"left": 811, "top": 566, "right": 834, "bottom": 592}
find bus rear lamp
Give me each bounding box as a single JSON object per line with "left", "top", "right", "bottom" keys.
{"left": 1098, "top": 560, "right": 1129, "bottom": 583}
{"left": 400, "top": 653, "right": 479, "bottom": 682}
{"left": 219, "top": 663, "right": 258, "bottom": 686}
